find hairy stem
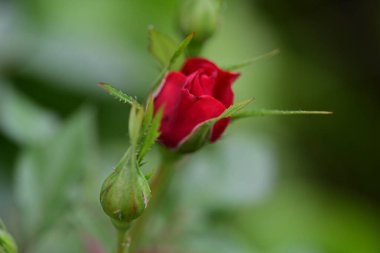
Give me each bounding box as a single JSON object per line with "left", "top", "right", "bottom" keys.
{"left": 117, "top": 229, "right": 129, "bottom": 253}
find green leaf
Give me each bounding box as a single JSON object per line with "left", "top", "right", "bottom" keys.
{"left": 137, "top": 106, "right": 163, "bottom": 163}
{"left": 148, "top": 27, "right": 184, "bottom": 70}
{"left": 225, "top": 49, "right": 280, "bottom": 71}
{"left": 99, "top": 82, "right": 141, "bottom": 107}
{"left": 168, "top": 32, "right": 194, "bottom": 70}
{"left": 0, "top": 81, "right": 60, "bottom": 146}
{"left": 151, "top": 32, "right": 195, "bottom": 91}
{"left": 232, "top": 109, "right": 333, "bottom": 120}
{"left": 14, "top": 108, "right": 96, "bottom": 237}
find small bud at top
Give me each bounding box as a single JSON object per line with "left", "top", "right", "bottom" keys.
{"left": 178, "top": 0, "right": 221, "bottom": 45}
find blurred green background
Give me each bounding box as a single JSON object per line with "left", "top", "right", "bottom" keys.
{"left": 1, "top": 0, "right": 379, "bottom": 252}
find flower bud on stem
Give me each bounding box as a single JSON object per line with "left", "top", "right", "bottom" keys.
{"left": 100, "top": 104, "right": 151, "bottom": 253}
{"left": 178, "top": 0, "right": 222, "bottom": 56}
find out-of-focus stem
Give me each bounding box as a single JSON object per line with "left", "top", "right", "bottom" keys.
{"left": 128, "top": 150, "right": 182, "bottom": 253}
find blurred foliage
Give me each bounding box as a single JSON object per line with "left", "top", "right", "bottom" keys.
{"left": 0, "top": 0, "right": 379, "bottom": 253}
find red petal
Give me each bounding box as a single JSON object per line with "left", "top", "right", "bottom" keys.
{"left": 181, "top": 58, "right": 240, "bottom": 107}
{"left": 213, "top": 70, "right": 240, "bottom": 108}
{"left": 158, "top": 90, "right": 226, "bottom": 148}
{"left": 181, "top": 58, "right": 219, "bottom": 78}
{"left": 184, "top": 71, "right": 215, "bottom": 97}
{"left": 153, "top": 71, "right": 187, "bottom": 124}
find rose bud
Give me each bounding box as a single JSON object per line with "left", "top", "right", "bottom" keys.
{"left": 178, "top": 0, "right": 221, "bottom": 53}
{"left": 153, "top": 58, "right": 240, "bottom": 153}
{"left": 100, "top": 151, "right": 151, "bottom": 230}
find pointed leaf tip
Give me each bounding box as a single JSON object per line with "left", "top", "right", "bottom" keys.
{"left": 225, "top": 49, "right": 280, "bottom": 71}
{"left": 99, "top": 83, "right": 141, "bottom": 108}
{"left": 232, "top": 109, "right": 333, "bottom": 120}
{"left": 168, "top": 32, "right": 194, "bottom": 69}
{"left": 148, "top": 27, "right": 183, "bottom": 70}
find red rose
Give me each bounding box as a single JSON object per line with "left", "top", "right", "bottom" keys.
{"left": 153, "top": 58, "right": 240, "bottom": 150}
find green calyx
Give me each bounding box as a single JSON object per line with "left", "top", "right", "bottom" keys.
{"left": 176, "top": 98, "right": 253, "bottom": 153}
{"left": 177, "top": 123, "right": 211, "bottom": 153}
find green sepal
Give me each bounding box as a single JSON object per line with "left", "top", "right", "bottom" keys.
{"left": 142, "top": 95, "right": 154, "bottom": 135}
{"left": 144, "top": 170, "right": 154, "bottom": 181}
{"left": 232, "top": 109, "right": 333, "bottom": 121}
{"left": 212, "top": 98, "right": 254, "bottom": 121}
{"left": 137, "top": 97, "right": 163, "bottom": 164}
{"left": 176, "top": 98, "right": 253, "bottom": 153}
{"left": 224, "top": 49, "right": 280, "bottom": 71}
{"left": 177, "top": 123, "right": 211, "bottom": 153}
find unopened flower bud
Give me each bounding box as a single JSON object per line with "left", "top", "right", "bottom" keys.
{"left": 154, "top": 58, "right": 239, "bottom": 153}
{"left": 178, "top": 0, "right": 221, "bottom": 46}
{"left": 100, "top": 151, "right": 151, "bottom": 230}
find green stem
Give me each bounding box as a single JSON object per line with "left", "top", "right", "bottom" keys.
{"left": 117, "top": 229, "right": 129, "bottom": 253}
{"left": 128, "top": 149, "right": 182, "bottom": 252}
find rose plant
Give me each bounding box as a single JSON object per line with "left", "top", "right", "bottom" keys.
{"left": 96, "top": 4, "right": 331, "bottom": 252}
{"left": 98, "top": 28, "right": 330, "bottom": 253}
{"left": 0, "top": 1, "right": 331, "bottom": 253}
